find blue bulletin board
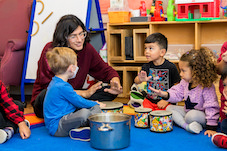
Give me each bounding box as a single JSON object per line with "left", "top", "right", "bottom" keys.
{"left": 21, "top": 0, "right": 105, "bottom": 102}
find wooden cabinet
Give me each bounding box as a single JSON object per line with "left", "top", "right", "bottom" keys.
{"left": 107, "top": 20, "right": 227, "bottom": 101}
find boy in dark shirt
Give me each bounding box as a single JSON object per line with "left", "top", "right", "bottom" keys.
{"left": 134, "top": 32, "right": 181, "bottom": 110}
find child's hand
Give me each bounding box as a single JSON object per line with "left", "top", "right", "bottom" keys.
{"left": 149, "top": 86, "right": 168, "bottom": 98}
{"left": 18, "top": 121, "right": 31, "bottom": 139}
{"left": 104, "top": 78, "right": 123, "bottom": 95}
{"left": 96, "top": 101, "right": 106, "bottom": 108}
{"left": 204, "top": 130, "right": 217, "bottom": 137}
{"left": 222, "top": 51, "right": 227, "bottom": 63}
{"left": 138, "top": 71, "right": 151, "bottom": 82}
{"left": 157, "top": 100, "right": 169, "bottom": 109}
{"left": 223, "top": 88, "right": 227, "bottom": 100}
{"left": 222, "top": 101, "right": 227, "bottom": 114}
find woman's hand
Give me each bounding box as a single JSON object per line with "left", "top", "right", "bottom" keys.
{"left": 75, "top": 81, "right": 102, "bottom": 98}
{"left": 86, "top": 81, "right": 102, "bottom": 98}
{"left": 18, "top": 121, "right": 31, "bottom": 139}
{"left": 104, "top": 77, "right": 123, "bottom": 95}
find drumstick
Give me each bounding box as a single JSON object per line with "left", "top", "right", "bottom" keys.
{"left": 42, "top": 12, "right": 53, "bottom": 24}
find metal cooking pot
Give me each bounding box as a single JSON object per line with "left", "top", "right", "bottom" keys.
{"left": 88, "top": 113, "right": 131, "bottom": 150}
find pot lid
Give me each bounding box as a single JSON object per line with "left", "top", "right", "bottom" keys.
{"left": 88, "top": 113, "right": 131, "bottom": 122}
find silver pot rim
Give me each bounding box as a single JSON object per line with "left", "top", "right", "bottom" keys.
{"left": 88, "top": 113, "right": 131, "bottom": 123}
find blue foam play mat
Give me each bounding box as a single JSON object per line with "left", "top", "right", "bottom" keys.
{"left": 0, "top": 117, "right": 225, "bottom": 151}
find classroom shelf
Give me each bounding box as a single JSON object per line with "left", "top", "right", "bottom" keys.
{"left": 107, "top": 19, "right": 227, "bottom": 100}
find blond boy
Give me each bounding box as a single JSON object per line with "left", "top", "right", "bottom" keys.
{"left": 44, "top": 47, "right": 105, "bottom": 141}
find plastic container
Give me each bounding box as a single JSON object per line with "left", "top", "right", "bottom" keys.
{"left": 108, "top": 11, "right": 130, "bottom": 23}
{"left": 108, "top": 0, "right": 130, "bottom": 23}
{"left": 165, "top": 44, "right": 194, "bottom": 60}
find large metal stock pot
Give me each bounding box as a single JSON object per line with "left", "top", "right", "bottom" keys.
{"left": 88, "top": 113, "right": 131, "bottom": 150}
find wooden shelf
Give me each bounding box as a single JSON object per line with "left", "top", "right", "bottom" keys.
{"left": 107, "top": 19, "right": 227, "bottom": 100}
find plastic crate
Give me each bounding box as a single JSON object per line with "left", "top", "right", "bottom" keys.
{"left": 108, "top": 11, "right": 130, "bottom": 23}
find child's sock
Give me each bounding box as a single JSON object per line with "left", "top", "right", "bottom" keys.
{"left": 182, "top": 123, "right": 188, "bottom": 129}
{"left": 0, "top": 127, "right": 14, "bottom": 144}
{"left": 186, "top": 121, "right": 203, "bottom": 134}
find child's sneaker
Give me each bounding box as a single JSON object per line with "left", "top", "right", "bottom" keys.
{"left": 188, "top": 121, "right": 203, "bottom": 134}
{"left": 69, "top": 127, "right": 90, "bottom": 141}
{"left": 0, "top": 129, "right": 7, "bottom": 144}
{"left": 0, "top": 127, "right": 13, "bottom": 144}
{"left": 212, "top": 133, "right": 227, "bottom": 148}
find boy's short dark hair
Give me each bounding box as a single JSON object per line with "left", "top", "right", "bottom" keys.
{"left": 144, "top": 32, "right": 168, "bottom": 51}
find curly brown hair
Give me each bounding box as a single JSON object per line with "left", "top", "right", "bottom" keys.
{"left": 180, "top": 47, "right": 218, "bottom": 88}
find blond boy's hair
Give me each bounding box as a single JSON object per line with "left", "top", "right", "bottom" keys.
{"left": 46, "top": 47, "right": 77, "bottom": 75}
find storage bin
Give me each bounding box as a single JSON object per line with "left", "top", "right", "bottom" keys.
{"left": 165, "top": 44, "right": 194, "bottom": 60}
{"left": 108, "top": 11, "right": 130, "bottom": 23}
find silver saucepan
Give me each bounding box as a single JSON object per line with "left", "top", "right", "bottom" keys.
{"left": 88, "top": 113, "right": 131, "bottom": 150}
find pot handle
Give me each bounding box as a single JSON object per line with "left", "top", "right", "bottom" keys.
{"left": 98, "top": 123, "right": 113, "bottom": 131}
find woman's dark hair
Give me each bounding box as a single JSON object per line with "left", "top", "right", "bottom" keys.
{"left": 52, "top": 14, "right": 90, "bottom": 48}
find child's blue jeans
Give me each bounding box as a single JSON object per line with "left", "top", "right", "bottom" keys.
{"left": 54, "top": 105, "right": 101, "bottom": 137}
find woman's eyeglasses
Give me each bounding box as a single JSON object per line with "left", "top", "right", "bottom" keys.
{"left": 67, "top": 31, "right": 87, "bottom": 40}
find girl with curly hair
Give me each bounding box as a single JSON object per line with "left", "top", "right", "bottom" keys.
{"left": 149, "top": 47, "right": 220, "bottom": 136}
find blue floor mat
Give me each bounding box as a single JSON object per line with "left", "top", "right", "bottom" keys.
{"left": 0, "top": 117, "right": 225, "bottom": 151}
